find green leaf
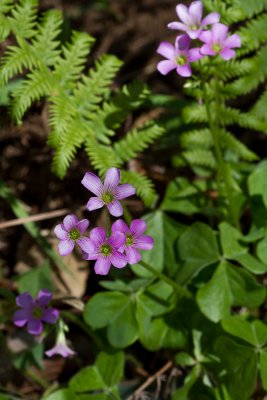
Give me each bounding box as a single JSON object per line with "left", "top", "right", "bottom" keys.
{"left": 83, "top": 292, "right": 138, "bottom": 348}
{"left": 222, "top": 317, "right": 267, "bottom": 347}
{"left": 177, "top": 222, "right": 220, "bottom": 284}
{"left": 131, "top": 211, "right": 185, "bottom": 278}
{"left": 214, "top": 337, "right": 257, "bottom": 400}
{"left": 260, "top": 348, "right": 267, "bottom": 390}
{"left": 17, "top": 261, "right": 54, "bottom": 296}
{"left": 248, "top": 161, "right": 267, "bottom": 208}
{"left": 172, "top": 365, "right": 201, "bottom": 400}
{"left": 69, "top": 366, "right": 105, "bottom": 392}
{"left": 197, "top": 261, "right": 265, "bottom": 322}
{"left": 175, "top": 352, "right": 196, "bottom": 367}
{"left": 45, "top": 389, "right": 78, "bottom": 400}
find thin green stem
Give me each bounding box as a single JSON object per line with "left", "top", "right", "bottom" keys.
{"left": 105, "top": 208, "right": 111, "bottom": 235}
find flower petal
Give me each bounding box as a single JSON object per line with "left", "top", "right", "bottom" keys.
{"left": 176, "top": 4, "right": 191, "bottom": 25}
{"left": 104, "top": 167, "right": 120, "bottom": 188}
{"left": 81, "top": 172, "right": 103, "bottom": 196}
{"left": 107, "top": 200, "right": 123, "bottom": 217}
{"left": 27, "top": 319, "right": 43, "bottom": 336}
{"left": 125, "top": 247, "right": 141, "bottom": 265}
{"left": 167, "top": 21, "right": 188, "bottom": 31}
{"left": 58, "top": 239, "right": 74, "bottom": 256}
{"left": 187, "top": 29, "right": 203, "bottom": 39}
{"left": 109, "top": 232, "right": 126, "bottom": 249}
{"left": 188, "top": 47, "right": 203, "bottom": 62}
{"left": 220, "top": 48, "right": 236, "bottom": 60}
{"left": 54, "top": 224, "right": 68, "bottom": 240}
{"left": 157, "top": 41, "right": 175, "bottom": 59}
{"left": 135, "top": 235, "right": 154, "bottom": 250}
{"left": 115, "top": 184, "right": 136, "bottom": 200}
{"left": 42, "top": 308, "right": 59, "bottom": 324}
{"left": 63, "top": 214, "right": 78, "bottom": 232}
{"left": 200, "top": 43, "right": 216, "bottom": 56}
{"left": 76, "top": 219, "right": 89, "bottom": 234}
{"left": 45, "top": 343, "right": 75, "bottom": 358}
{"left": 90, "top": 227, "right": 106, "bottom": 246}
{"left": 82, "top": 251, "right": 99, "bottom": 260}
{"left": 224, "top": 34, "right": 241, "bottom": 49}
{"left": 110, "top": 251, "right": 127, "bottom": 268}
{"left": 130, "top": 219, "right": 147, "bottom": 237}
{"left": 13, "top": 309, "right": 29, "bottom": 327}
{"left": 199, "top": 30, "right": 212, "bottom": 44}
{"left": 175, "top": 34, "right": 190, "bottom": 51}
{"left": 94, "top": 257, "right": 111, "bottom": 275}
{"left": 37, "top": 290, "right": 52, "bottom": 307}
{"left": 202, "top": 12, "right": 220, "bottom": 26}
{"left": 177, "top": 64, "right": 192, "bottom": 77}
{"left": 76, "top": 237, "right": 95, "bottom": 253}
{"left": 188, "top": 1, "right": 203, "bottom": 25}
{"left": 212, "top": 23, "right": 228, "bottom": 43}
{"left": 157, "top": 60, "right": 176, "bottom": 75}
{"left": 87, "top": 197, "right": 105, "bottom": 212}
{"left": 111, "top": 219, "right": 129, "bottom": 234}
{"left": 16, "top": 292, "right": 34, "bottom": 308}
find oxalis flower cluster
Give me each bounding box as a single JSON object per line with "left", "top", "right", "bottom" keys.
{"left": 157, "top": 0, "right": 241, "bottom": 77}
{"left": 54, "top": 167, "right": 154, "bottom": 275}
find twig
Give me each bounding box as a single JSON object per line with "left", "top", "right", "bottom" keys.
{"left": 127, "top": 360, "right": 173, "bottom": 400}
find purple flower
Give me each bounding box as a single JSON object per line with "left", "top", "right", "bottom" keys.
{"left": 13, "top": 290, "right": 59, "bottom": 336}
{"left": 45, "top": 343, "right": 75, "bottom": 358}
{"left": 81, "top": 167, "right": 136, "bottom": 217}
{"left": 111, "top": 219, "right": 154, "bottom": 265}
{"left": 199, "top": 23, "right": 241, "bottom": 60}
{"left": 54, "top": 214, "right": 91, "bottom": 256}
{"left": 157, "top": 34, "right": 202, "bottom": 77}
{"left": 82, "top": 227, "right": 127, "bottom": 275}
{"left": 168, "top": 1, "right": 220, "bottom": 39}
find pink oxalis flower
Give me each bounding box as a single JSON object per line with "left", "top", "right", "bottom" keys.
{"left": 81, "top": 167, "right": 136, "bottom": 217}
{"left": 82, "top": 227, "right": 127, "bottom": 275}
{"left": 168, "top": 1, "right": 220, "bottom": 39}
{"left": 13, "top": 290, "right": 59, "bottom": 336}
{"left": 54, "top": 214, "right": 91, "bottom": 256}
{"left": 112, "top": 219, "right": 154, "bottom": 265}
{"left": 157, "top": 34, "right": 202, "bottom": 77}
{"left": 199, "top": 23, "right": 241, "bottom": 60}
{"left": 45, "top": 342, "right": 75, "bottom": 358}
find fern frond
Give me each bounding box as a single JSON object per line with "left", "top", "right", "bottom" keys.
{"left": 219, "top": 130, "right": 258, "bottom": 161}
{"left": 183, "top": 149, "right": 216, "bottom": 168}
{"left": 251, "top": 88, "right": 267, "bottom": 121}
{"left": 233, "top": 0, "right": 267, "bottom": 19}
{"left": 180, "top": 129, "right": 213, "bottom": 148}
{"left": 114, "top": 121, "right": 164, "bottom": 163}
{"left": 0, "top": 0, "right": 13, "bottom": 14}
{"left": 238, "top": 15, "right": 267, "bottom": 56}
{"left": 0, "top": 13, "right": 10, "bottom": 41}
{"left": 8, "top": 0, "right": 38, "bottom": 39}
{"left": 121, "top": 170, "right": 156, "bottom": 207}
{"left": 85, "top": 139, "right": 120, "bottom": 175}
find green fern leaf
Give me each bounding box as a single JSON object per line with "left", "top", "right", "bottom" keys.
{"left": 0, "top": 0, "right": 13, "bottom": 14}
{"left": 8, "top": 0, "right": 38, "bottom": 39}
{"left": 121, "top": 170, "right": 156, "bottom": 207}
{"left": 85, "top": 139, "right": 120, "bottom": 176}
{"left": 183, "top": 149, "right": 216, "bottom": 168}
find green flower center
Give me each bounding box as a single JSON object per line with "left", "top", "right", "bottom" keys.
{"left": 212, "top": 43, "right": 222, "bottom": 53}
{"left": 102, "top": 191, "right": 114, "bottom": 204}
{"left": 175, "top": 55, "right": 187, "bottom": 66}
{"left": 100, "top": 244, "right": 112, "bottom": 256}
{"left": 33, "top": 306, "right": 43, "bottom": 319}
{"left": 126, "top": 234, "right": 134, "bottom": 246}
{"left": 69, "top": 228, "right": 80, "bottom": 241}
{"left": 190, "top": 24, "right": 199, "bottom": 30}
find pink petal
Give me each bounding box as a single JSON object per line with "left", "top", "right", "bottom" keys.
{"left": 202, "top": 12, "right": 220, "bottom": 26}
{"left": 42, "top": 308, "right": 59, "bottom": 324}
{"left": 63, "top": 214, "right": 78, "bottom": 231}
{"left": 177, "top": 64, "right": 192, "bottom": 77}
{"left": 188, "top": 1, "right": 203, "bottom": 25}
{"left": 104, "top": 167, "right": 120, "bottom": 188}
{"left": 175, "top": 34, "right": 190, "bottom": 51}
{"left": 220, "top": 48, "right": 236, "bottom": 60}
{"left": 200, "top": 43, "right": 216, "bottom": 56}
{"left": 125, "top": 247, "right": 141, "bottom": 265}
{"left": 157, "top": 60, "right": 176, "bottom": 75}
{"left": 187, "top": 29, "right": 203, "bottom": 39}
{"left": 109, "top": 232, "right": 126, "bottom": 249}
{"left": 58, "top": 239, "right": 74, "bottom": 256}
{"left": 87, "top": 197, "right": 104, "bottom": 212}
{"left": 176, "top": 4, "right": 192, "bottom": 25}
{"left": 167, "top": 22, "right": 188, "bottom": 31}
{"left": 107, "top": 200, "right": 123, "bottom": 217}
{"left": 94, "top": 257, "right": 111, "bottom": 275}
{"left": 199, "top": 30, "right": 212, "bottom": 43}
{"left": 224, "top": 34, "right": 241, "bottom": 49}
{"left": 13, "top": 309, "right": 29, "bottom": 327}
{"left": 76, "top": 237, "right": 94, "bottom": 252}
{"left": 45, "top": 343, "right": 75, "bottom": 358}
{"left": 110, "top": 251, "right": 128, "bottom": 268}
{"left": 135, "top": 235, "right": 154, "bottom": 250}
{"left": 82, "top": 251, "right": 99, "bottom": 260}
{"left": 130, "top": 219, "right": 147, "bottom": 237}
{"left": 81, "top": 172, "right": 103, "bottom": 196}
{"left": 212, "top": 23, "right": 228, "bottom": 43}
{"left": 90, "top": 227, "right": 106, "bottom": 246}
{"left": 37, "top": 290, "right": 52, "bottom": 307}
{"left": 188, "top": 47, "right": 203, "bottom": 62}
{"left": 115, "top": 184, "right": 136, "bottom": 200}
{"left": 54, "top": 224, "right": 68, "bottom": 240}
{"left": 27, "top": 319, "right": 43, "bottom": 335}
{"left": 111, "top": 219, "right": 129, "bottom": 234}
{"left": 16, "top": 292, "right": 34, "bottom": 308}
{"left": 76, "top": 219, "right": 89, "bottom": 234}
{"left": 157, "top": 41, "right": 176, "bottom": 59}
